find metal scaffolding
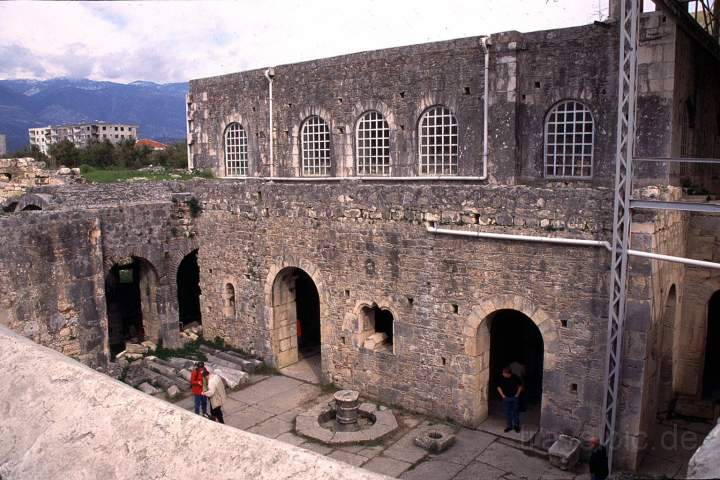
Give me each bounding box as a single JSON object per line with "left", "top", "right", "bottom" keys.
{"left": 602, "top": 0, "right": 720, "bottom": 470}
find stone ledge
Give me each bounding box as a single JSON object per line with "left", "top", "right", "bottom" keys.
{"left": 0, "top": 325, "right": 389, "bottom": 480}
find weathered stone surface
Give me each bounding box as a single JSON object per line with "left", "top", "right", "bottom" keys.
{"left": 138, "top": 382, "right": 161, "bottom": 395}
{"left": 0, "top": 326, "right": 389, "bottom": 480}
{"left": 210, "top": 365, "right": 250, "bottom": 389}
{"left": 547, "top": 435, "right": 581, "bottom": 470}
{"left": 166, "top": 385, "right": 181, "bottom": 399}
{"left": 687, "top": 422, "right": 720, "bottom": 479}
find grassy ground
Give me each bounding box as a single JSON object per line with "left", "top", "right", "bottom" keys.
{"left": 81, "top": 167, "right": 213, "bottom": 183}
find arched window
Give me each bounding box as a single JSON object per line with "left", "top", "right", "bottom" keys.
{"left": 419, "top": 106, "right": 458, "bottom": 175}
{"left": 301, "top": 115, "right": 331, "bottom": 176}
{"left": 356, "top": 111, "right": 390, "bottom": 176}
{"left": 223, "top": 283, "right": 236, "bottom": 319}
{"left": 224, "top": 123, "right": 248, "bottom": 177}
{"left": 544, "top": 100, "right": 594, "bottom": 178}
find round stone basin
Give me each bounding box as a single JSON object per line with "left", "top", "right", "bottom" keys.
{"left": 295, "top": 401, "right": 398, "bottom": 446}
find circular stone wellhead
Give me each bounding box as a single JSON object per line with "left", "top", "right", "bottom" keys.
{"left": 333, "top": 390, "right": 360, "bottom": 425}
{"left": 295, "top": 400, "right": 398, "bottom": 445}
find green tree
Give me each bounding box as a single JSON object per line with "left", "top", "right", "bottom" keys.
{"left": 79, "top": 139, "right": 115, "bottom": 168}
{"left": 111, "top": 138, "right": 138, "bottom": 168}
{"left": 48, "top": 139, "right": 79, "bottom": 168}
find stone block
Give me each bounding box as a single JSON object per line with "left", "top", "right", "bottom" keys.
{"left": 210, "top": 366, "right": 249, "bottom": 389}
{"left": 138, "top": 382, "right": 161, "bottom": 395}
{"left": 166, "top": 385, "right": 181, "bottom": 399}
{"left": 125, "top": 343, "right": 148, "bottom": 355}
{"left": 548, "top": 434, "right": 581, "bottom": 470}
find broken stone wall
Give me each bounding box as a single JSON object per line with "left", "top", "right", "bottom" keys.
{"left": 0, "top": 211, "right": 107, "bottom": 366}
{"left": 0, "top": 191, "right": 201, "bottom": 364}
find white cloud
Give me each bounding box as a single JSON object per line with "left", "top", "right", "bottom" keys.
{"left": 0, "top": 0, "right": 614, "bottom": 83}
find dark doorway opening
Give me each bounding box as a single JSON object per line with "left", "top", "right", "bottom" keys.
{"left": 295, "top": 269, "right": 320, "bottom": 357}
{"left": 702, "top": 290, "right": 720, "bottom": 398}
{"left": 489, "top": 310, "right": 544, "bottom": 405}
{"left": 105, "top": 261, "right": 144, "bottom": 358}
{"left": 21, "top": 204, "right": 41, "bottom": 211}
{"left": 177, "top": 249, "right": 201, "bottom": 328}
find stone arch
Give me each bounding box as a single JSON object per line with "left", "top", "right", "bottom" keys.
{"left": 455, "top": 295, "right": 558, "bottom": 426}
{"left": 347, "top": 298, "right": 397, "bottom": 353}
{"left": 104, "top": 255, "right": 162, "bottom": 358}
{"left": 676, "top": 274, "right": 720, "bottom": 396}
{"left": 15, "top": 193, "right": 53, "bottom": 212}
{"left": 264, "top": 257, "right": 329, "bottom": 372}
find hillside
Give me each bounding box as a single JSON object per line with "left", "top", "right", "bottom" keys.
{"left": 0, "top": 78, "right": 187, "bottom": 152}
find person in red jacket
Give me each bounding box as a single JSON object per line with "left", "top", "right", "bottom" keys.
{"left": 191, "top": 361, "right": 209, "bottom": 416}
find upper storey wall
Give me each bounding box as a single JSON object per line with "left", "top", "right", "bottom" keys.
{"left": 188, "top": 23, "right": 619, "bottom": 186}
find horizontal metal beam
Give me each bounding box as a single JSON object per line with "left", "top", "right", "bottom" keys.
{"left": 635, "top": 156, "right": 720, "bottom": 164}
{"left": 651, "top": 0, "right": 720, "bottom": 61}
{"left": 426, "top": 224, "right": 720, "bottom": 269}
{"left": 631, "top": 199, "right": 720, "bottom": 212}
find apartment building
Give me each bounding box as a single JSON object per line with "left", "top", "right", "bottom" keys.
{"left": 28, "top": 122, "right": 139, "bottom": 155}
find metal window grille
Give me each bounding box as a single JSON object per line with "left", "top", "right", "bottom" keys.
{"left": 419, "top": 106, "right": 458, "bottom": 175}
{"left": 224, "top": 122, "right": 248, "bottom": 177}
{"left": 356, "top": 111, "right": 391, "bottom": 175}
{"left": 301, "top": 115, "right": 331, "bottom": 176}
{"left": 544, "top": 101, "right": 594, "bottom": 178}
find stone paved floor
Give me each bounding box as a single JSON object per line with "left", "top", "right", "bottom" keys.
{"left": 637, "top": 418, "right": 712, "bottom": 478}
{"left": 175, "top": 374, "right": 594, "bottom": 479}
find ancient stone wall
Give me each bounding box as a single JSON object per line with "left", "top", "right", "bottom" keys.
{"left": 188, "top": 23, "right": 618, "bottom": 186}
{"left": 0, "top": 193, "right": 201, "bottom": 364}
{"left": 0, "top": 157, "right": 83, "bottom": 207}
{"left": 187, "top": 179, "right": 614, "bottom": 452}
{"left": 675, "top": 211, "right": 720, "bottom": 397}
{"left": 0, "top": 210, "right": 107, "bottom": 366}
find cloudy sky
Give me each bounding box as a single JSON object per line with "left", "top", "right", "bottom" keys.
{"left": 0, "top": 0, "right": 648, "bottom": 84}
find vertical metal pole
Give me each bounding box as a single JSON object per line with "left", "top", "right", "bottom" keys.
{"left": 602, "top": 0, "right": 639, "bottom": 471}
{"left": 268, "top": 76, "right": 274, "bottom": 177}
{"left": 186, "top": 94, "right": 194, "bottom": 171}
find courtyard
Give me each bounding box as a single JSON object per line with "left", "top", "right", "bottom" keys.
{"left": 167, "top": 356, "right": 709, "bottom": 479}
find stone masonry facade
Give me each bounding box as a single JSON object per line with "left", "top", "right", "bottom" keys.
{"left": 0, "top": 11, "right": 719, "bottom": 473}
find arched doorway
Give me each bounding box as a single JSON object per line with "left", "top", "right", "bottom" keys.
{"left": 105, "top": 257, "right": 158, "bottom": 358}
{"left": 177, "top": 249, "right": 201, "bottom": 328}
{"left": 488, "top": 310, "right": 544, "bottom": 415}
{"left": 702, "top": 290, "right": 720, "bottom": 398}
{"left": 656, "top": 286, "right": 677, "bottom": 416}
{"left": 271, "top": 267, "right": 321, "bottom": 368}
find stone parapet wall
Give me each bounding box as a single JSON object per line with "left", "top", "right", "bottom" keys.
{"left": 0, "top": 324, "right": 387, "bottom": 480}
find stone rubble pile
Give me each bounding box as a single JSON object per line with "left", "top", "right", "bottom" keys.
{"left": 117, "top": 343, "right": 262, "bottom": 401}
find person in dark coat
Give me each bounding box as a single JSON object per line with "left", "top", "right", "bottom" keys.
{"left": 497, "top": 366, "right": 523, "bottom": 433}
{"left": 589, "top": 436, "right": 609, "bottom": 480}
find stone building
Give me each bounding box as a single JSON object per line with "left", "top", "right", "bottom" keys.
{"left": 0, "top": 6, "right": 718, "bottom": 474}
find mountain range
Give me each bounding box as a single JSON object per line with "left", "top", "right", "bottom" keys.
{"left": 0, "top": 78, "right": 188, "bottom": 152}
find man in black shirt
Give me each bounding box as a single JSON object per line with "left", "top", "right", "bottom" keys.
{"left": 589, "top": 436, "right": 609, "bottom": 480}
{"left": 497, "top": 366, "right": 523, "bottom": 432}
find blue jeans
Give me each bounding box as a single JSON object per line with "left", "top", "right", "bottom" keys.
{"left": 194, "top": 394, "right": 207, "bottom": 415}
{"left": 503, "top": 396, "right": 520, "bottom": 428}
